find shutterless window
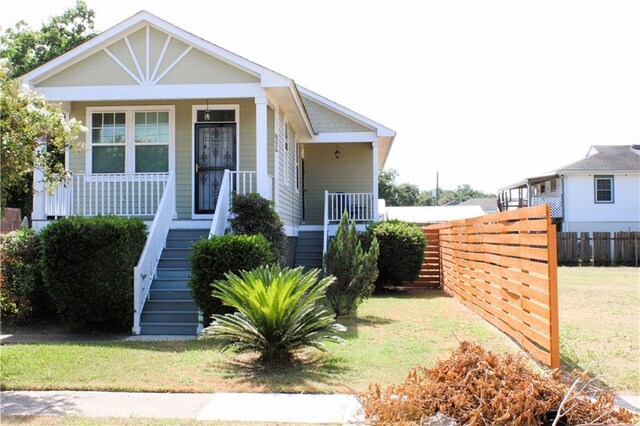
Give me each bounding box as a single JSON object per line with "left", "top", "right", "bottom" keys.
{"left": 91, "top": 112, "right": 126, "bottom": 173}
{"left": 594, "top": 176, "right": 614, "bottom": 203}
{"left": 134, "top": 111, "right": 169, "bottom": 173}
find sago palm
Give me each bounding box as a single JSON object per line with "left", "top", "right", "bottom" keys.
{"left": 203, "top": 265, "right": 345, "bottom": 364}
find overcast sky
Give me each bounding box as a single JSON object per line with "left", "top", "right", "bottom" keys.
{"left": 3, "top": 0, "right": 639, "bottom": 193}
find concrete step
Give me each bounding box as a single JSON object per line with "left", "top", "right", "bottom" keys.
{"left": 149, "top": 288, "right": 192, "bottom": 300}
{"left": 158, "top": 258, "right": 190, "bottom": 269}
{"left": 156, "top": 268, "right": 190, "bottom": 279}
{"left": 160, "top": 248, "right": 191, "bottom": 259}
{"left": 168, "top": 229, "right": 209, "bottom": 239}
{"left": 140, "top": 323, "right": 199, "bottom": 335}
{"left": 151, "top": 278, "right": 189, "bottom": 290}
{"left": 141, "top": 310, "right": 198, "bottom": 323}
{"left": 144, "top": 300, "right": 197, "bottom": 311}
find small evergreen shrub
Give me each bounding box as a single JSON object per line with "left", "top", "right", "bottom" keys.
{"left": 204, "top": 265, "right": 345, "bottom": 365}
{"left": 324, "top": 213, "right": 379, "bottom": 316}
{"left": 230, "top": 193, "right": 287, "bottom": 264}
{"left": 39, "top": 216, "right": 147, "bottom": 330}
{"left": 188, "top": 234, "right": 272, "bottom": 326}
{"left": 0, "top": 228, "right": 51, "bottom": 322}
{"left": 362, "top": 220, "right": 427, "bottom": 290}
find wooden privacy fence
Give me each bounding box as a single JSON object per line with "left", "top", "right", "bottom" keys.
{"left": 557, "top": 231, "right": 640, "bottom": 266}
{"left": 423, "top": 204, "right": 559, "bottom": 369}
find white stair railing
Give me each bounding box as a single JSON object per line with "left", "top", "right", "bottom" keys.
{"left": 323, "top": 191, "right": 375, "bottom": 256}
{"left": 132, "top": 171, "right": 176, "bottom": 335}
{"left": 209, "top": 170, "right": 232, "bottom": 237}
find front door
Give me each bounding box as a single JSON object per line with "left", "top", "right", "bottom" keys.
{"left": 194, "top": 123, "right": 236, "bottom": 214}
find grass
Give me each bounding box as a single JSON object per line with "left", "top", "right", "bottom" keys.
{"left": 1, "top": 416, "right": 316, "bottom": 425}
{"left": 558, "top": 266, "right": 640, "bottom": 394}
{"left": 0, "top": 290, "right": 517, "bottom": 394}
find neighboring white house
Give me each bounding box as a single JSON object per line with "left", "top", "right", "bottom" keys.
{"left": 498, "top": 145, "right": 640, "bottom": 233}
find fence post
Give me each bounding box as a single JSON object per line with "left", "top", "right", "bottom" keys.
{"left": 547, "top": 212, "right": 560, "bottom": 369}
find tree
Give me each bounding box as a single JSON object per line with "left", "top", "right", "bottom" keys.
{"left": 324, "top": 213, "right": 379, "bottom": 316}
{"left": 378, "top": 169, "right": 400, "bottom": 206}
{"left": 0, "top": 1, "right": 96, "bottom": 78}
{"left": 0, "top": 60, "right": 85, "bottom": 211}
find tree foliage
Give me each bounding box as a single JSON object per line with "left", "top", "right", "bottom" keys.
{"left": 0, "top": 60, "right": 86, "bottom": 211}
{"left": 324, "top": 213, "right": 379, "bottom": 316}
{"left": 379, "top": 168, "right": 494, "bottom": 206}
{"left": 0, "top": 1, "right": 96, "bottom": 78}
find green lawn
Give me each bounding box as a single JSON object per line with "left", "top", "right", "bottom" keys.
{"left": 3, "top": 267, "right": 636, "bottom": 395}
{"left": 1, "top": 290, "right": 517, "bottom": 394}
{"left": 558, "top": 267, "right": 640, "bottom": 394}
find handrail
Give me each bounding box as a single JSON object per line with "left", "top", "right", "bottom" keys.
{"left": 209, "top": 169, "right": 232, "bottom": 238}
{"left": 132, "top": 171, "right": 175, "bottom": 335}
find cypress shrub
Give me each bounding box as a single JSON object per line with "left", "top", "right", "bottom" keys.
{"left": 0, "top": 228, "right": 51, "bottom": 322}
{"left": 362, "top": 220, "right": 427, "bottom": 290}
{"left": 324, "top": 213, "right": 379, "bottom": 316}
{"left": 39, "top": 216, "right": 147, "bottom": 330}
{"left": 188, "top": 234, "right": 273, "bottom": 326}
{"left": 230, "top": 193, "right": 287, "bottom": 264}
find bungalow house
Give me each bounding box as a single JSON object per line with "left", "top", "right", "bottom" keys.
{"left": 22, "top": 11, "right": 395, "bottom": 335}
{"left": 498, "top": 145, "right": 640, "bottom": 233}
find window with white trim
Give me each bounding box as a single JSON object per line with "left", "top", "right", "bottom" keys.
{"left": 91, "top": 112, "right": 126, "bottom": 173}
{"left": 89, "top": 107, "right": 172, "bottom": 174}
{"left": 594, "top": 175, "right": 614, "bottom": 203}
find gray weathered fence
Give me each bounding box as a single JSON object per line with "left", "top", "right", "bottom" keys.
{"left": 557, "top": 231, "right": 640, "bottom": 266}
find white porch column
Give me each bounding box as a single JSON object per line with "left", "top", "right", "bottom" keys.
{"left": 32, "top": 143, "right": 47, "bottom": 230}
{"left": 274, "top": 108, "right": 280, "bottom": 209}
{"left": 372, "top": 140, "right": 379, "bottom": 221}
{"left": 255, "top": 97, "right": 270, "bottom": 199}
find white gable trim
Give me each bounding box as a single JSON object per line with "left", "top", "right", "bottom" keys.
{"left": 304, "top": 132, "right": 378, "bottom": 144}
{"left": 298, "top": 86, "right": 396, "bottom": 138}
{"left": 22, "top": 11, "right": 290, "bottom": 89}
{"left": 34, "top": 83, "right": 264, "bottom": 102}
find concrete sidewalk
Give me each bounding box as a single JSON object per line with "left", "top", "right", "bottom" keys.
{"left": 0, "top": 390, "right": 364, "bottom": 424}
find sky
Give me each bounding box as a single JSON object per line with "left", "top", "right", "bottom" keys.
{"left": 2, "top": 0, "right": 639, "bottom": 194}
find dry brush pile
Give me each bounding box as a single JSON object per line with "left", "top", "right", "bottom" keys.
{"left": 361, "top": 341, "right": 636, "bottom": 425}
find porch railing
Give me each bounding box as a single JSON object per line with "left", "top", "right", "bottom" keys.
{"left": 323, "top": 191, "right": 375, "bottom": 255}
{"left": 132, "top": 172, "right": 176, "bottom": 335}
{"left": 209, "top": 170, "right": 232, "bottom": 238}
{"left": 45, "top": 173, "right": 170, "bottom": 217}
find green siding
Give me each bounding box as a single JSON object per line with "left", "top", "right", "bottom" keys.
{"left": 69, "top": 99, "right": 257, "bottom": 220}
{"left": 304, "top": 143, "right": 373, "bottom": 225}
{"left": 302, "top": 96, "right": 373, "bottom": 133}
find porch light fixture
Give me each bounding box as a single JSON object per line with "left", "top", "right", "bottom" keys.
{"left": 204, "top": 99, "right": 211, "bottom": 121}
{"left": 334, "top": 144, "right": 340, "bottom": 159}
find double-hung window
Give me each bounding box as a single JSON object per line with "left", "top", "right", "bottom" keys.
{"left": 594, "top": 175, "right": 614, "bottom": 203}
{"left": 89, "top": 106, "right": 173, "bottom": 174}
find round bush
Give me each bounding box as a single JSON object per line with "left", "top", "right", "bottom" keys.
{"left": 362, "top": 220, "right": 427, "bottom": 289}
{"left": 188, "top": 234, "right": 273, "bottom": 326}
{"left": 0, "top": 227, "right": 51, "bottom": 322}
{"left": 39, "top": 216, "right": 147, "bottom": 330}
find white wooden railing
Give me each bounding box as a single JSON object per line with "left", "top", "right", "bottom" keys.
{"left": 132, "top": 172, "right": 176, "bottom": 335}
{"left": 45, "top": 173, "right": 169, "bottom": 217}
{"left": 323, "top": 191, "right": 375, "bottom": 255}
{"left": 209, "top": 170, "right": 232, "bottom": 238}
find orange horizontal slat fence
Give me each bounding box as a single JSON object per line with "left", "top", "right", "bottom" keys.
{"left": 423, "top": 204, "right": 560, "bottom": 369}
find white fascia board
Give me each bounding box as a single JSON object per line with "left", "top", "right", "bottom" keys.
{"left": 23, "top": 11, "right": 292, "bottom": 89}
{"left": 303, "top": 132, "right": 378, "bottom": 143}
{"left": 34, "top": 83, "right": 264, "bottom": 102}
{"left": 297, "top": 86, "right": 396, "bottom": 138}
{"left": 289, "top": 82, "right": 315, "bottom": 137}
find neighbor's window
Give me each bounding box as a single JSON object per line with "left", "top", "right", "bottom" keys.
{"left": 134, "top": 111, "right": 169, "bottom": 173}
{"left": 594, "top": 175, "right": 614, "bottom": 203}
{"left": 91, "top": 112, "right": 126, "bottom": 173}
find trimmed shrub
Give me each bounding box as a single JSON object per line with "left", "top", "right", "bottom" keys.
{"left": 188, "top": 234, "right": 272, "bottom": 326}
{"left": 230, "top": 193, "right": 287, "bottom": 264}
{"left": 324, "top": 213, "right": 379, "bottom": 316}
{"left": 39, "top": 216, "right": 147, "bottom": 330}
{"left": 0, "top": 228, "right": 51, "bottom": 322}
{"left": 204, "top": 265, "right": 345, "bottom": 365}
{"left": 362, "top": 220, "right": 427, "bottom": 290}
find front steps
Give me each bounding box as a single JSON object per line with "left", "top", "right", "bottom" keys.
{"left": 294, "top": 230, "right": 324, "bottom": 270}
{"left": 139, "top": 228, "right": 208, "bottom": 335}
